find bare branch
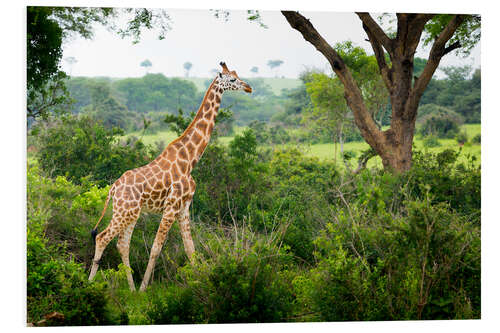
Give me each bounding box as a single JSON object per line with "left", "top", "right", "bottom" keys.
{"left": 443, "top": 41, "right": 462, "bottom": 56}
{"left": 361, "top": 22, "right": 393, "bottom": 90}
{"left": 356, "top": 13, "right": 394, "bottom": 53}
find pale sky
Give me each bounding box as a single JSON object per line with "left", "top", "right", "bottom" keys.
{"left": 61, "top": 9, "right": 481, "bottom": 79}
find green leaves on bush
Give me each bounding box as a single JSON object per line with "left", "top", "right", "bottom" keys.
{"left": 418, "top": 104, "right": 463, "bottom": 138}
{"left": 32, "top": 114, "right": 155, "bottom": 186}
{"left": 27, "top": 180, "right": 114, "bottom": 325}
{"left": 147, "top": 228, "right": 295, "bottom": 324}
{"left": 27, "top": 126, "right": 480, "bottom": 323}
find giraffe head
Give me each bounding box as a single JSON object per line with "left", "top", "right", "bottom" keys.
{"left": 216, "top": 62, "right": 252, "bottom": 93}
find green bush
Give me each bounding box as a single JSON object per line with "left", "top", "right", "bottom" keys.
{"left": 422, "top": 135, "right": 441, "bottom": 147}
{"left": 455, "top": 130, "right": 468, "bottom": 144}
{"left": 418, "top": 104, "right": 463, "bottom": 138}
{"left": 32, "top": 114, "right": 155, "bottom": 186}
{"left": 405, "top": 149, "right": 481, "bottom": 218}
{"left": 293, "top": 228, "right": 390, "bottom": 321}
{"left": 27, "top": 178, "right": 115, "bottom": 325}
{"left": 147, "top": 227, "right": 295, "bottom": 324}
{"left": 293, "top": 190, "right": 480, "bottom": 321}
{"left": 472, "top": 133, "right": 481, "bottom": 144}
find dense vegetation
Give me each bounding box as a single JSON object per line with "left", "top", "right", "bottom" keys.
{"left": 27, "top": 113, "right": 480, "bottom": 324}
{"left": 27, "top": 56, "right": 481, "bottom": 327}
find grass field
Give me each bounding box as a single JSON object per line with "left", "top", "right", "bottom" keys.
{"left": 183, "top": 77, "right": 301, "bottom": 95}
{"left": 303, "top": 124, "right": 481, "bottom": 168}
{"left": 127, "top": 124, "right": 480, "bottom": 169}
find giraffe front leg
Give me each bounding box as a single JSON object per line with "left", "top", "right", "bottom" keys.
{"left": 179, "top": 200, "right": 195, "bottom": 261}
{"left": 139, "top": 204, "right": 178, "bottom": 292}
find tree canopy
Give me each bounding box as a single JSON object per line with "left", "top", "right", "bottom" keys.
{"left": 27, "top": 6, "right": 171, "bottom": 120}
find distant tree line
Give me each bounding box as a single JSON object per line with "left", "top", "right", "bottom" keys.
{"left": 62, "top": 74, "right": 289, "bottom": 132}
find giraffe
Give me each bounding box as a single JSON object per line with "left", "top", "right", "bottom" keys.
{"left": 88, "top": 62, "right": 252, "bottom": 291}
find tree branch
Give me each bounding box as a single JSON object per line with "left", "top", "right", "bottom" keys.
{"left": 410, "top": 15, "right": 466, "bottom": 111}
{"left": 282, "top": 11, "right": 384, "bottom": 151}
{"left": 442, "top": 41, "right": 462, "bottom": 56}
{"left": 405, "top": 14, "right": 435, "bottom": 56}
{"left": 356, "top": 13, "right": 394, "bottom": 53}
{"left": 360, "top": 21, "right": 393, "bottom": 90}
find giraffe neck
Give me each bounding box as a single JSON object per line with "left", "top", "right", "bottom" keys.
{"left": 161, "top": 77, "right": 223, "bottom": 171}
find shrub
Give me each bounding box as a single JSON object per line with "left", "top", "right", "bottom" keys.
{"left": 405, "top": 149, "right": 481, "bottom": 218}
{"left": 472, "top": 133, "right": 481, "bottom": 144}
{"left": 293, "top": 226, "right": 390, "bottom": 321}
{"left": 293, "top": 190, "right": 480, "bottom": 321}
{"left": 32, "top": 114, "right": 155, "bottom": 186}
{"left": 422, "top": 135, "right": 441, "bottom": 147}
{"left": 418, "top": 104, "right": 463, "bottom": 138}
{"left": 455, "top": 130, "right": 468, "bottom": 145}
{"left": 27, "top": 182, "right": 115, "bottom": 326}
{"left": 147, "top": 226, "right": 295, "bottom": 324}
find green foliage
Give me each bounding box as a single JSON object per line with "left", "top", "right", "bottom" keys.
{"left": 418, "top": 105, "right": 463, "bottom": 138}
{"left": 274, "top": 74, "right": 312, "bottom": 126}
{"left": 302, "top": 43, "right": 388, "bottom": 146}
{"left": 82, "top": 80, "right": 139, "bottom": 130}
{"left": 27, "top": 166, "right": 114, "bottom": 325}
{"left": 26, "top": 6, "right": 170, "bottom": 119}
{"left": 472, "top": 133, "right": 481, "bottom": 144}
{"left": 27, "top": 7, "right": 72, "bottom": 120}
{"left": 27, "top": 120, "right": 480, "bottom": 324}
{"left": 423, "top": 15, "right": 481, "bottom": 56}
{"left": 293, "top": 229, "right": 390, "bottom": 321}
{"left": 147, "top": 227, "right": 294, "bottom": 324}
{"left": 292, "top": 159, "right": 480, "bottom": 320}
{"left": 455, "top": 130, "right": 468, "bottom": 145}
{"left": 27, "top": 7, "right": 63, "bottom": 94}
{"left": 419, "top": 68, "right": 481, "bottom": 124}
{"left": 405, "top": 149, "right": 481, "bottom": 218}
{"left": 33, "top": 114, "right": 155, "bottom": 186}
{"left": 113, "top": 73, "right": 199, "bottom": 113}
{"left": 248, "top": 120, "right": 291, "bottom": 144}
{"left": 422, "top": 135, "right": 441, "bottom": 148}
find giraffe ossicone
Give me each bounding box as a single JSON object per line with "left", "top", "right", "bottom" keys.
{"left": 88, "top": 62, "right": 252, "bottom": 291}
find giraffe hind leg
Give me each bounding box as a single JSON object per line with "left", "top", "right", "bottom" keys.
{"left": 89, "top": 216, "right": 123, "bottom": 281}
{"left": 117, "top": 220, "right": 138, "bottom": 291}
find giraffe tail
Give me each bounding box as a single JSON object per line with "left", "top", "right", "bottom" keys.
{"left": 91, "top": 185, "right": 115, "bottom": 242}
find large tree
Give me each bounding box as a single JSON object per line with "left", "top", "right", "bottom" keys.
{"left": 282, "top": 12, "right": 480, "bottom": 172}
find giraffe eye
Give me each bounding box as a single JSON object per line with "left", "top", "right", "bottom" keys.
{"left": 230, "top": 78, "right": 236, "bottom": 82}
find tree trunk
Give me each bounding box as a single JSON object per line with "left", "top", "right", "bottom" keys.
{"left": 282, "top": 11, "right": 466, "bottom": 173}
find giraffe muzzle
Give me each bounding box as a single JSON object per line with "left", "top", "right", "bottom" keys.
{"left": 243, "top": 84, "right": 252, "bottom": 93}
